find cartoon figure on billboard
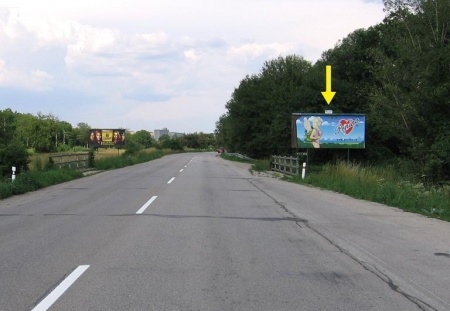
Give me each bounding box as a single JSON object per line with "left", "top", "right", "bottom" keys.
{"left": 294, "top": 113, "right": 366, "bottom": 149}
{"left": 303, "top": 116, "right": 323, "bottom": 148}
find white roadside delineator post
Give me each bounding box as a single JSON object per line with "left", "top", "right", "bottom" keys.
{"left": 12, "top": 166, "right": 16, "bottom": 182}
{"left": 302, "top": 162, "right": 306, "bottom": 179}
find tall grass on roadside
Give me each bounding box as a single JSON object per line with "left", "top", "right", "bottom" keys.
{"left": 0, "top": 169, "right": 83, "bottom": 199}
{"left": 94, "top": 149, "right": 165, "bottom": 170}
{"left": 291, "top": 161, "right": 450, "bottom": 221}
{"left": 251, "top": 159, "right": 271, "bottom": 172}
{"left": 219, "top": 153, "right": 271, "bottom": 173}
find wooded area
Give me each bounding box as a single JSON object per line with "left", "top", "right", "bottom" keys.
{"left": 0, "top": 108, "right": 215, "bottom": 177}
{"left": 215, "top": 0, "right": 449, "bottom": 183}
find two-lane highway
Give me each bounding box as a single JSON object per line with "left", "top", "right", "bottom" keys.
{"left": 1, "top": 153, "right": 448, "bottom": 310}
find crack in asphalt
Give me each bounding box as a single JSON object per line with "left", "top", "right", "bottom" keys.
{"left": 248, "top": 178, "right": 438, "bottom": 311}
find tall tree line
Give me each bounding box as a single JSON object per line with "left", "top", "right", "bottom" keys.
{"left": 216, "top": 0, "right": 449, "bottom": 182}
{"left": 0, "top": 109, "right": 92, "bottom": 152}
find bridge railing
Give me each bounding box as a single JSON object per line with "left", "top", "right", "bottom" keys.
{"left": 271, "top": 155, "right": 300, "bottom": 175}
{"left": 48, "top": 153, "right": 89, "bottom": 169}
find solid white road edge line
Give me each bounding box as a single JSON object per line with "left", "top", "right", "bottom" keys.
{"left": 167, "top": 177, "right": 176, "bottom": 184}
{"left": 31, "top": 265, "right": 90, "bottom": 311}
{"left": 136, "top": 196, "right": 158, "bottom": 214}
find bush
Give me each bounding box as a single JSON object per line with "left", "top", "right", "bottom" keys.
{"left": 251, "top": 159, "right": 271, "bottom": 172}
{"left": 88, "top": 149, "right": 95, "bottom": 167}
{"left": 94, "top": 149, "right": 165, "bottom": 170}
{"left": 0, "top": 140, "right": 30, "bottom": 177}
{"left": 290, "top": 161, "right": 450, "bottom": 221}
{"left": 123, "top": 140, "right": 144, "bottom": 157}
{"left": 0, "top": 169, "right": 83, "bottom": 199}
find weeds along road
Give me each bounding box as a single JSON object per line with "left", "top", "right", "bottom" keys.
{"left": 0, "top": 152, "right": 449, "bottom": 311}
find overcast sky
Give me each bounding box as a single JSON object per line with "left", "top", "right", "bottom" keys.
{"left": 0, "top": 0, "right": 385, "bottom": 133}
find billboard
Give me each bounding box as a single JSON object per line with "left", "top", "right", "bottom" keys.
{"left": 89, "top": 129, "right": 126, "bottom": 148}
{"left": 291, "top": 113, "right": 365, "bottom": 149}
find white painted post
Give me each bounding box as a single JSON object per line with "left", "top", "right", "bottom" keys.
{"left": 12, "top": 166, "right": 16, "bottom": 181}
{"left": 302, "top": 162, "right": 306, "bottom": 179}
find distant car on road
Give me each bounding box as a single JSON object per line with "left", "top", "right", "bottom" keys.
{"left": 217, "top": 147, "right": 224, "bottom": 154}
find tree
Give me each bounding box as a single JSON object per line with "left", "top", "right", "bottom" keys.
{"left": 183, "top": 132, "right": 215, "bottom": 149}
{"left": 0, "top": 108, "right": 16, "bottom": 146}
{"left": 161, "top": 136, "right": 184, "bottom": 150}
{"left": 132, "top": 130, "right": 155, "bottom": 148}
{"left": 0, "top": 140, "right": 30, "bottom": 177}
{"left": 222, "top": 55, "right": 312, "bottom": 158}
{"left": 73, "top": 122, "right": 91, "bottom": 147}
{"left": 372, "top": 0, "right": 450, "bottom": 179}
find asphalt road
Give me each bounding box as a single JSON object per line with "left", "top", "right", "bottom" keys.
{"left": 0, "top": 152, "right": 449, "bottom": 311}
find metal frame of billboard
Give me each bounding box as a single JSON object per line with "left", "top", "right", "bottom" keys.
{"left": 89, "top": 129, "right": 126, "bottom": 148}
{"left": 291, "top": 113, "right": 366, "bottom": 149}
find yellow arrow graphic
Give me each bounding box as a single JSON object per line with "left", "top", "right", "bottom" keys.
{"left": 321, "top": 65, "right": 336, "bottom": 105}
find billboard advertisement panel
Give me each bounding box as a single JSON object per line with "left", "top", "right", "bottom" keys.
{"left": 89, "top": 129, "right": 126, "bottom": 148}
{"left": 291, "top": 113, "right": 365, "bottom": 149}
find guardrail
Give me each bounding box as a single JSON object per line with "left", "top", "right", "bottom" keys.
{"left": 48, "top": 153, "right": 89, "bottom": 169}
{"left": 226, "top": 153, "right": 253, "bottom": 161}
{"left": 271, "top": 155, "right": 300, "bottom": 175}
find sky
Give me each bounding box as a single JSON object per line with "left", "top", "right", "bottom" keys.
{"left": 0, "top": 0, "right": 385, "bottom": 134}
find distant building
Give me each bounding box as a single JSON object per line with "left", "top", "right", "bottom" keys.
{"left": 153, "top": 128, "right": 185, "bottom": 140}
{"left": 154, "top": 128, "right": 169, "bottom": 141}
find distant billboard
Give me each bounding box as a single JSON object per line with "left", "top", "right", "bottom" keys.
{"left": 89, "top": 129, "right": 126, "bottom": 148}
{"left": 291, "top": 113, "right": 366, "bottom": 149}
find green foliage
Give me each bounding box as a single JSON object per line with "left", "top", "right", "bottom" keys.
{"left": 94, "top": 150, "right": 164, "bottom": 170}
{"left": 0, "top": 108, "right": 16, "bottom": 145}
{"left": 216, "top": 0, "right": 450, "bottom": 184}
{"left": 223, "top": 55, "right": 312, "bottom": 158}
{"left": 0, "top": 169, "right": 83, "bottom": 199}
{"left": 73, "top": 122, "right": 91, "bottom": 147}
{"left": 0, "top": 140, "right": 30, "bottom": 177}
{"left": 182, "top": 132, "right": 215, "bottom": 149}
{"left": 88, "top": 149, "right": 95, "bottom": 168}
{"left": 290, "top": 161, "right": 450, "bottom": 221}
{"left": 45, "top": 157, "right": 54, "bottom": 170}
{"left": 132, "top": 130, "right": 155, "bottom": 148}
{"left": 123, "top": 138, "right": 144, "bottom": 156}
{"left": 161, "top": 136, "right": 184, "bottom": 150}
{"left": 57, "top": 144, "right": 71, "bottom": 152}
{"left": 251, "top": 159, "right": 271, "bottom": 172}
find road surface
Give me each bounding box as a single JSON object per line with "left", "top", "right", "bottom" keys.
{"left": 0, "top": 153, "right": 449, "bottom": 310}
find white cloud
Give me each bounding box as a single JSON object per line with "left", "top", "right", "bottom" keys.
{"left": 0, "top": 0, "right": 385, "bottom": 132}
{"left": 0, "top": 58, "right": 53, "bottom": 90}
{"left": 227, "top": 43, "right": 296, "bottom": 62}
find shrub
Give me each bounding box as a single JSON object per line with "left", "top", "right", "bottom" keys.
{"left": 0, "top": 140, "right": 30, "bottom": 177}
{"left": 290, "top": 161, "right": 450, "bottom": 221}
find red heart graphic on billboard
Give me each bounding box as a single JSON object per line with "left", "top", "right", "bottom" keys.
{"left": 339, "top": 119, "right": 356, "bottom": 134}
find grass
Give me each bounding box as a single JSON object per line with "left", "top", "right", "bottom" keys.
{"left": 29, "top": 148, "right": 127, "bottom": 170}
{"left": 1, "top": 148, "right": 172, "bottom": 200}
{"left": 220, "top": 153, "right": 271, "bottom": 173}
{"left": 0, "top": 169, "right": 83, "bottom": 199}
{"left": 287, "top": 161, "right": 450, "bottom": 222}
{"left": 94, "top": 149, "right": 165, "bottom": 170}
{"left": 219, "top": 155, "right": 449, "bottom": 222}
